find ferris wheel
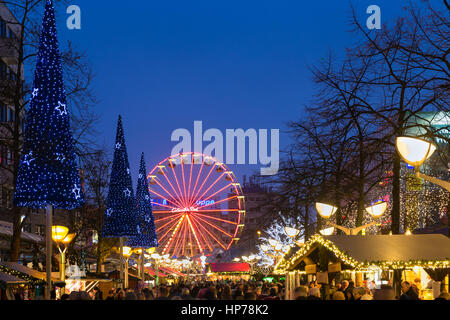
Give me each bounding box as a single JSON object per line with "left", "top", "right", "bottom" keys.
{"left": 148, "top": 152, "right": 245, "bottom": 258}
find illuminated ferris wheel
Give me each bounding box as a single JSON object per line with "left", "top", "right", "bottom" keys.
{"left": 148, "top": 152, "right": 245, "bottom": 258}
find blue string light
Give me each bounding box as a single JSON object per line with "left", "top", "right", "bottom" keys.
{"left": 102, "top": 116, "right": 139, "bottom": 237}
{"left": 14, "top": 0, "right": 84, "bottom": 210}
{"left": 127, "top": 153, "right": 158, "bottom": 248}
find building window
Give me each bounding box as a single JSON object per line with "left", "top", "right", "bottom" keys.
{"left": 0, "top": 60, "right": 7, "bottom": 79}
{"left": 0, "top": 144, "right": 7, "bottom": 166}
{"left": 23, "top": 223, "right": 32, "bottom": 233}
{"left": 8, "top": 107, "right": 15, "bottom": 122}
{"left": 36, "top": 224, "right": 45, "bottom": 236}
{"left": 0, "top": 19, "right": 6, "bottom": 38}
{"left": 0, "top": 103, "right": 7, "bottom": 122}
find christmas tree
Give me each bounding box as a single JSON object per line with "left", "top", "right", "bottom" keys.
{"left": 127, "top": 153, "right": 158, "bottom": 248}
{"left": 14, "top": 0, "right": 84, "bottom": 209}
{"left": 102, "top": 116, "right": 139, "bottom": 237}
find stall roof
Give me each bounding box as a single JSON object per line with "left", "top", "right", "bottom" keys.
{"left": 0, "top": 220, "right": 43, "bottom": 243}
{"left": 143, "top": 267, "right": 167, "bottom": 277}
{"left": 0, "top": 271, "right": 27, "bottom": 284}
{"left": 323, "top": 234, "right": 450, "bottom": 261}
{"left": 209, "top": 263, "right": 251, "bottom": 273}
{"left": 276, "top": 234, "right": 450, "bottom": 272}
{"left": 0, "top": 262, "right": 59, "bottom": 281}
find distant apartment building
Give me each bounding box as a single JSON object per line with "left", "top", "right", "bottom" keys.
{"left": 229, "top": 176, "right": 273, "bottom": 254}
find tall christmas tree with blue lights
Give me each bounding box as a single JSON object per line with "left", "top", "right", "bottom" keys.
{"left": 127, "top": 153, "right": 158, "bottom": 248}
{"left": 14, "top": 0, "right": 84, "bottom": 209}
{"left": 102, "top": 116, "right": 139, "bottom": 237}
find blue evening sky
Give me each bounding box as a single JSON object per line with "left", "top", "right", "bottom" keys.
{"left": 53, "top": 0, "right": 415, "bottom": 181}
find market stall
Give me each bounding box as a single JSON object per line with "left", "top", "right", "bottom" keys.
{"left": 275, "top": 234, "right": 450, "bottom": 300}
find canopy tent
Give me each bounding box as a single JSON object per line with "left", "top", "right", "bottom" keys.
{"left": 144, "top": 267, "right": 167, "bottom": 277}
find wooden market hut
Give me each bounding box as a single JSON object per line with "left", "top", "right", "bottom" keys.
{"left": 275, "top": 234, "right": 450, "bottom": 300}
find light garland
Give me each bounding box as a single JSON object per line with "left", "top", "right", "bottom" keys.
{"left": 0, "top": 265, "right": 45, "bottom": 286}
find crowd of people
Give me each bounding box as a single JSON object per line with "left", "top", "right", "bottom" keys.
{"left": 58, "top": 279, "right": 450, "bottom": 301}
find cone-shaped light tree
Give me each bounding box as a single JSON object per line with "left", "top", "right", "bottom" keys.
{"left": 127, "top": 153, "right": 158, "bottom": 248}
{"left": 14, "top": 0, "right": 84, "bottom": 209}
{"left": 13, "top": 0, "right": 84, "bottom": 299}
{"left": 102, "top": 116, "right": 139, "bottom": 237}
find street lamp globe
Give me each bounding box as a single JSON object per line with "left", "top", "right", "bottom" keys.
{"left": 61, "top": 233, "right": 76, "bottom": 245}
{"left": 268, "top": 239, "right": 279, "bottom": 247}
{"left": 396, "top": 136, "right": 436, "bottom": 167}
{"left": 122, "top": 246, "right": 133, "bottom": 258}
{"left": 284, "top": 226, "right": 300, "bottom": 239}
{"left": 260, "top": 245, "right": 270, "bottom": 252}
{"left": 315, "top": 203, "right": 338, "bottom": 219}
{"left": 151, "top": 253, "right": 160, "bottom": 260}
{"left": 274, "top": 242, "right": 283, "bottom": 252}
{"left": 51, "top": 226, "right": 69, "bottom": 243}
{"left": 320, "top": 227, "right": 335, "bottom": 236}
{"left": 365, "top": 201, "right": 387, "bottom": 220}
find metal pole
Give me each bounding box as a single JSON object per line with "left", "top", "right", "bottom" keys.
{"left": 45, "top": 204, "right": 53, "bottom": 300}
{"left": 125, "top": 258, "right": 129, "bottom": 289}
{"left": 60, "top": 248, "right": 66, "bottom": 281}
{"left": 155, "top": 261, "right": 159, "bottom": 286}
{"left": 119, "top": 237, "right": 124, "bottom": 288}
{"left": 141, "top": 252, "right": 145, "bottom": 280}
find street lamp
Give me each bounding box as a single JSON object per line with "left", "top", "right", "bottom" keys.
{"left": 315, "top": 201, "right": 387, "bottom": 235}
{"left": 122, "top": 246, "right": 133, "bottom": 289}
{"left": 319, "top": 227, "right": 335, "bottom": 236}
{"left": 52, "top": 226, "right": 75, "bottom": 281}
{"left": 396, "top": 136, "right": 450, "bottom": 192}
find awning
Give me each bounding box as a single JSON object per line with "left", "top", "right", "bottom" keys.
{"left": 144, "top": 267, "right": 167, "bottom": 277}
{"left": 158, "top": 266, "right": 186, "bottom": 277}
{"left": 209, "top": 263, "right": 251, "bottom": 273}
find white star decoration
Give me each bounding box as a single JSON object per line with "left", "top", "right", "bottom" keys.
{"left": 55, "top": 101, "right": 67, "bottom": 116}
{"left": 23, "top": 152, "right": 34, "bottom": 166}
{"left": 31, "top": 88, "right": 39, "bottom": 98}
{"left": 115, "top": 142, "right": 121, "bottom": 149}
{"left": 123, "top": 188, "right": 131, "bottom": 197}
{"left": 72, "top": 184, "right": 81, "bottom": 200}
{"left": 139, "top": 173, "right": 143, "bottom": 179}
{"left": 106, "top": 208, "right": 113, "bottom": 217}
{"left": 56, "top": 153, "right": 65, "bottom": 162}
{"left": 145, "top": 195, "right": 150, "bottom": 200}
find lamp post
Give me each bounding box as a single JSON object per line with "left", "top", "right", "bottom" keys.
{"left": 52, "top": 226, "right": 76, "bottom": 281}
{"left": 122, "top": 246, "right": 133, "bottom": 289}
{"left": 315, "top": 201, "right": 387, "bottom": 235}
{"left": 396, "top": 136, "right": 450, "bottom": 192}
